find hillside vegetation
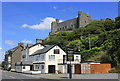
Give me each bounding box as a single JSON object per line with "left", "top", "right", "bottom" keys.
{"left": 43, "top": 16, "right": 120, "bottom": 68}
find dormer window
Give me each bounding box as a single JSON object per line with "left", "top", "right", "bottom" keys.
{"left": 54, "top": 49, "right": 60, "bottom": 54}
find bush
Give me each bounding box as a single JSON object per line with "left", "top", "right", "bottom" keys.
{"left": 109, "top": 68, "right": 120, "bottom": 73}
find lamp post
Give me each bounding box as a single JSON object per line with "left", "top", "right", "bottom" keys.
{"left": 66, "top": 46, "right": 74, "bottom": 79}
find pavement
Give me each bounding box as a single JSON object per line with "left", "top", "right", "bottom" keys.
{"left": 1, "top": 70, "right": 119, "bottom": 81}
{"left": 24, "top": 72, "right": 119, "bottom": 79}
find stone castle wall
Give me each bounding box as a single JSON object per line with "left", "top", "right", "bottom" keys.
{"left": 50, "top": 11, "right": 94, "bottom": 34}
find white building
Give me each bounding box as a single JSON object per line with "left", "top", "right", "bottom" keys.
{"left": 15, "top": 39, "right": 81, "bottom": 74}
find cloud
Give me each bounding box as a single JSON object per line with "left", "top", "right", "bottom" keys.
{"left": 53, "top": 6, "right": 57, "bottom": 9}
{"left": 0, "top": 48, "right": 2, "bottom": 50}
{"left": 22, "top": 17, "right": 56, "bottom": 30}
{"left": 5, "top": 40, "right": 16, "bottom": 45}
{"left": 21, "top": 40, "right": 32, "bottom": 43}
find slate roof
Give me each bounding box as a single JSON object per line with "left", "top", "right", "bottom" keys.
{"left": 8, "top": 47, "right": 18, "bottom": 52}
{"left": 30, "top": 45, "right": 55, "bottom": 56}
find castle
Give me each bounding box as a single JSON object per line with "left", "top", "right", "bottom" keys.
{"left": 50, "top": 11, "right": 94, "bottom": 34}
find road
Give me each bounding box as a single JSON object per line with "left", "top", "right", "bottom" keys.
{"left": 1, "top": 70, "right": 119, "bottom": 81}
{"left": 2, "top": 71, "right": 57, "bottom": 81}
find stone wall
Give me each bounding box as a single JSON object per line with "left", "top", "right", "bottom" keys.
{"left": 50, "top": 11, "right": 94, "bottom": 34}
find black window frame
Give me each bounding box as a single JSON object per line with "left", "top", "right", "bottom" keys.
{"left": 54, "top": 49, "right": 60, "bottom": 54}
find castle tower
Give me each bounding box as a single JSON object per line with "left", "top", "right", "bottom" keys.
{"left": 78, "top": 11, "right": 93, "bottom": 28}
{"left": 51, "top": 19, "right": 59, "bottom": 33}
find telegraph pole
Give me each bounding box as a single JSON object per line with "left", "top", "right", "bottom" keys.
{"left": 89, "top": 34, "right": 91, "bottom": 50}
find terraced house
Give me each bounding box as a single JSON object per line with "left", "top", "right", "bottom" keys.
{"left": 4, "top": 43, "right": 24, "bottom": 71}
{"left": 15, "top": 39, "right": 81, "bottom": 74}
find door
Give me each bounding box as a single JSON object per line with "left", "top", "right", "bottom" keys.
{"left": 30, "top": 65, "right": 34, "bottom": 71}
{"left": 74, "top": 64, "right": 81, "bottom": 74}
{"left": 48, "top": 65, "right": 55, "bottom": 73}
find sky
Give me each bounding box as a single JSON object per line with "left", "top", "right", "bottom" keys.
{"left": 0, "top": 2, "right": 118, "bottom": 62}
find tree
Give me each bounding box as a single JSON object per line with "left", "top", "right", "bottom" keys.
{"left": 67, "top": 40, "right": 84, "bottom": 52}
{"left": 115, "top": 16, "right": 120, "bottom": 29}
{"left": 104, "top": 18, "right": 115, "bottom": 31}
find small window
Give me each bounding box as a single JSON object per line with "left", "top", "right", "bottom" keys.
{"left": 54, "top": 49, "right": 60, "bottom": 54}
{"left": 41, "top": 65, "right": 44, "bottom": 69}
{"left": 23, "top": 66, "right": 25, "bottom": 69}
{"left": 76, "top": 56, "right": 79, "bottom": 59}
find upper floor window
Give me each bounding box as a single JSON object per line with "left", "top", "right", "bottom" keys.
{"left": 54, "top": 49, "right": 60, "bottom": 54}
{"left": 35, "top": 55, "right": 39, "bottom": 61}
{"left": 40, "top": 55, "right": 44, "bottom": 61}
{"left": 49, "top": 55, "right": 55, "bottom": 61}
{"left": 76, "top": 56, "right": 79, "bottom": 60}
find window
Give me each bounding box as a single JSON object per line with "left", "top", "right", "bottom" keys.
{"left": 41, "top": 65, "right": 44, "bottom": 69}
{"left": 49, "top": 55, "right": 55, "bottom": 61}
{"left": 35, "top": 65, "right": 39, "bottom": 70}
{"left": 54, "top": 49, "right": 60, "bottom": 54}
{"left": 23, "top": 66, "right": 25, "bottom": 69}
{"left": 76, "top": 56, "right": 79, "bottom": 59}
{"left": 35, "top": 55, "right": 39, "bottom": 61}
{"left": 40, "top": 55, "right": 44, "bottom": 61}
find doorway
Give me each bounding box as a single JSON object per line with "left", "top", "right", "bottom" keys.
{"left": 48, "top": 65, "right": 55, "bottom": 73}
{"left": 74, "top": 64, "right": 81, "bottom": 74}
{"left": 30, "top": 65, "right": 34, "bottom": 71}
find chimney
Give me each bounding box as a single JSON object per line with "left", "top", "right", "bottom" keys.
{"left": 18, "top": 43, "right": 24, "bottom": 46}
{"left": 36, "top": 39, "right": 42, "bottom": 44}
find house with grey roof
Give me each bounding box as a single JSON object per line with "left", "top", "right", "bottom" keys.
{"left": 15, "top": 39, "right": 81, "bottom": 74}
{"left": 4, "top": 43, "right": 24, "bottom": 71}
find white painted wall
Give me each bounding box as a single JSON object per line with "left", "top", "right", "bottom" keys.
{"left": 15, "top": 65, "right": 30, "bottom": 72}
{"left": 29, "top": 44, "right": 44, "bottom": 55}
{"left": 22, "top": 66, "right": 30, "bottom": 72}
{"left": 45, "top": 45, "right": 66, "bottom": 73}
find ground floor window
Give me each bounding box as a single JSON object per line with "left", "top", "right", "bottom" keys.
{"left": 41, "top": 65, "right": 44, "bottom": 69}
{"left": 35, "top": 65, "right": 39, "bottom": 70}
